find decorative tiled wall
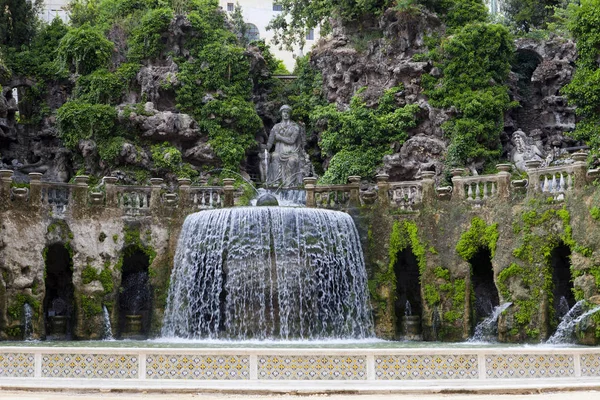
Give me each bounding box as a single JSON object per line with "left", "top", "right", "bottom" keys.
{"left": 1, "top": 348, "right": 600, "bottom": 382}
{"left": 258, "top": 355, "right": 367, "bottom": 380}
{"left": 0, "top": 353, "right": 35, "bottom": 378}
{"left": 375, "top": 354, "right": 478, "bottom": 380}
{"left": 485, "top": 354, "right": 574, "bottom": 379}
{"left": 41, "top": 353, "right": 138, "bottom": 379}
{"left": 146, "top": 354, "right": 249, "bottom": 380}
{"left": 581, "top": 354, "right": 600, "bottom": 377}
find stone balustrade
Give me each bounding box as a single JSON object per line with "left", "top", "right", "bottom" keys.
{"left": 188, "top": 186, "right": 224, "bottom": 210}
{"left": 0, "top": 152, "right": 596, "bottom": 215}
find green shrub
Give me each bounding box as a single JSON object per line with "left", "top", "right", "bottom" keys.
{"left": 57, "top": 24, "right": 114, "bottom": 74}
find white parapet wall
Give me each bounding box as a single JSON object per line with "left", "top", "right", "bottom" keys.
{"left": 1, "top": 346, "right": 600, "bottom": 385}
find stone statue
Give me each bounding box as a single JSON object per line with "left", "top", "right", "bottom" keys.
{"left": 511, "top": 129, "right": 550, "bottom": 171}
{"left": 266, "top": 105, "right": 307, "bottom": 187}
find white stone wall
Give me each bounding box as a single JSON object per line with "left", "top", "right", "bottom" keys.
{"left": 218, "top": 0, "right": 320, "bottom": 72}
{"left": 40, "top": 0, "right": 69, "bottom": 22}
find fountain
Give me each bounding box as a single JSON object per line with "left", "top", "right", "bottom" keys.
{"left": 546, "top": 300, "right": 600, "bottom": 344}
{"left": 470, "top": 302, "right": 512, "bottom": 342}
{"left": 23, "top": 303, "right": 33, "bottom": 341}
{"left": 102, "top": 305, "right": 114, "bottom": 340}
{"left": 402, "top": 300, "right": 421, "bottom": 340}
{"left": 162, "top": 207, "right": 374, "bottom": 340}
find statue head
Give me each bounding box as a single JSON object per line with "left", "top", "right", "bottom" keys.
{"left": 279, "top": 104, "right": 292, "bottom": 121}
{"left": 512, "top": 129, "right": 526, "bottom": 153}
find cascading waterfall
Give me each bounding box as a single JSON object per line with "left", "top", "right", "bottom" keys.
{"left": 23, "top": 303, "right": 33, "bottom": 340}
{"left": 469, "top": 302, "right": 512, "bottom": 342}
{"left": 546, "top": 300, "right": 600, "bottom": 344}
{"left": 102, "top": 305, "right": 114, "bottom": 340}
{"left": 162, "top": 207, "right": 374, "bottom": 340}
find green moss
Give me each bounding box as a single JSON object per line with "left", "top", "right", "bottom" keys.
{"left": 8, "top": 294, "right": 40, "bottom": 320}
{"left": 81, "top": 264, "right": 98, "bottom": 284}
{"left": 80, "top": 295, "right": 102, "bottom": 318}
{"left": 112, "top": 234, "right": 118, "bottom": 243}
{"left": 456, "top": 217, "right": 499, "bottom": 260}
{"left": 424, "top": 284, "right": 440, "bottom": 305}
{"left": 99, "top": 268, "right": 113, "bottom": 294}
{"left": 591, "top": 207, "right": 600, "bottom": 221}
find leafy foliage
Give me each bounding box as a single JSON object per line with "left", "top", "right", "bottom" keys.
{"left": 562, "top": 0, "right": 600, "bottom": 159}
{"left": 57, "top": 24, "right": 114, "bottom": 74}
{"left": 56, "top": 101, "right": 117, "bottom": 148}
{"left": 0, "top": 0, "right": 42, "bottom": 48}
{"left": 313, "top": 86, "right": 419, "bottom": 183}
{"left": 423, "top": 22, "right": 516, "bottom": 169}
{"left": 503, "top": 0, "right": 560, "bottom": 33}
{"left": 127, "top": 7, "right": 173, "bottom": 62}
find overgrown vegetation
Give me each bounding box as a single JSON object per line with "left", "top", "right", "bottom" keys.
{"left": 562, "top": 0, "right": 600, "bottom": 161}
{"left": 423, "top": 22, "right": 516, "bottom": 171}
{"left": 313, "top": 87, "right": 419, "bottom": 183}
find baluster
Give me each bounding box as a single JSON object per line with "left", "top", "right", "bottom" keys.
{"left": 543, "top": 175, "right": 550, "bottom": 193}
{"left": 209, "top": 190, "right": 214, "bottom": 208}
{"left": 559, "top": 173, "right": 566, "bottom": 193}
{"left": 467, "top": 183, "right": 473, "bottom": 200}
{"left": 216, "top": 192, "right": 221, "bottom": 207}
{"left": 482, "top": 182, "right": 488, "bottom": 200}
{"left": 567, "top": 173, "right": 574, "bottom": 191}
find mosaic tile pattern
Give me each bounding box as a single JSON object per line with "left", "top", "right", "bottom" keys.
{"left": 258, "top": 355, "right": 367, "bottom": 380}
{"left": 375, "top": 354, "right": 478, "bottom": 380}
{"left": 41, "top": 353, "right": 138, "bottom": 379}
{"left": 581, "top": 354, "right": 600, "bottom": 377}
{"left": 146, "top": 354, "right": 249, "bottom": 380}
{"left": 0, "top": 353, "right": 35, "bottom": 377}
{"left": 485, "top": 354, "right": 574, "bottom": 379}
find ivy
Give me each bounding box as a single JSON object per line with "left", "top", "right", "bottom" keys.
{"left": 423, "top": 23, "right": 516, "bottom": 170}
{"left": 56, "top": 101, "right": 117, "bottom": 149}
{"left": 56, "top": 23, "right": 114, "bottom": 75}
{"left": 128, "top": 8, "right": 174, "bottom": 62}
{"left": 314, "top": 86, "right": 419, "bottom": 183}
{"left": 455, "top": 217, "right": 499, "bottom": 260}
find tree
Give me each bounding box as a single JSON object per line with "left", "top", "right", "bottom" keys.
{"left": 0, "top": 0, "right": 42, "bottom": 48}
{"left": 503, "top": 0, "right": 561, "bottom": 33}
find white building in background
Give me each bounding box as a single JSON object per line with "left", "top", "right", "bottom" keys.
{"left": 485, "top": 0, "right": 504, "bottom": 15}
{"left": 40, "top": 0, "right": 69, "bottom": 22}
{"left": 218, "top": 0, "right": 319, "bottom": 72}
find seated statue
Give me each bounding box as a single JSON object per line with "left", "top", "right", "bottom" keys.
{"left": 266, "top": 105, "right": 307, "bottom": 187}
{"left": 511, "top": 129, "right": 549, "bottom": 171}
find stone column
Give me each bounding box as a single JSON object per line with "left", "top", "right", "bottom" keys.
{"left": 150, "top": 178, "right": 164, "bottom": 210}
{"left": 178, "top": 178, "right": 191, "bottom": 210}
{"left": 420, "top": 171, "right": 436, "bottom": 204}
{"left": 304, "top": 177, "right": 317, "bottom": 208}
{"left": 450, "top": 168, "right": 465, "bottom": 201}
{"left": 572, "top": 151, "right": 588, "bottom": 190}
{"left": 0, "top": 170, "right": 13, "bottom": 204}
{"left": 348, "top": 176, "right": 361, "bottom": 207}
{"left": 103, "top": 176, "right": 119, "bottom": 208}
{"left": 72, "top": 175, "right": 90, "bottom": 210}
{"left": 525, "top": 160, "right": 542, "bottom": 194}
{"left": 28, "top": 172, "right": 43, "bottom": 207}
{"left": 223, "top": 178, "right": 235, "bottom": 207}
{"left": 496, "top": 164, "right": 512, "bottom": 198}
{"left": 376, "top": 173, "right": 390, "bottom": 207}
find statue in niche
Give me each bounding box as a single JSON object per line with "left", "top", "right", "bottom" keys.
{"left": 511, "top": 128, "right": 551, "bottom": 171}
{"left": 265, "top": 104, "right": 308, "bottom": 187}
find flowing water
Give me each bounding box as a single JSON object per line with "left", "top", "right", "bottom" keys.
{"left": 23, "top": 303, "right": 33, "bottom": 340}
{"left": 102, "top": 305, "right": 114, "bottom": 340}
{"left": 470, "top": 302, "right": 512, "bottom": 342}
{"left": 162, "top": 207, "right": 373, "bottom": 340}
{"left": 546, "top": 301, "right": 600, "bottom": 344}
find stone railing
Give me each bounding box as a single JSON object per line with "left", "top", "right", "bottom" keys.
{"left": 0, "top": 152, "right": 596, "bottom": 217}
{"left": 1, "top": 345, "right": 600, "bottom": 384}
{"left": 450, "top": 165, "right": 511, "bottom": 204}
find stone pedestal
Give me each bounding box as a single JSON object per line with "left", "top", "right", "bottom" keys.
{"left": 376, "top": 174, "right": 390, "bottom": 207}
{"left": 304, "top": 177, "right": 317, "bottom": 208}
{"left": 348, "top": 176, "right": 360, "bottom": 207}
{"left": 223, "top": 178, "right": 235, "bottom": 207}
{"left": 402, "top": 315, "right": 422, "bottom": 341}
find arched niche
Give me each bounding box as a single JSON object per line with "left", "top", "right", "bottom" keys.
{"left": 393, "top": 247, "right": 422, "bottom": 339}
{"left": 470, "top": 247, "right": 499, "bottom": 324}
{"left": 118, "top": 246, "right": 151, "bottom": 338}
{"left": 44, "top": 243, "right": 74, "bottom": 339}
{"left": 551, "top": 242, "right": 574, "bottom": 325}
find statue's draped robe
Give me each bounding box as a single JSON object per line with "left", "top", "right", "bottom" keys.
{"left": 267, "top": 121, "right": 304, "bottom": 186}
